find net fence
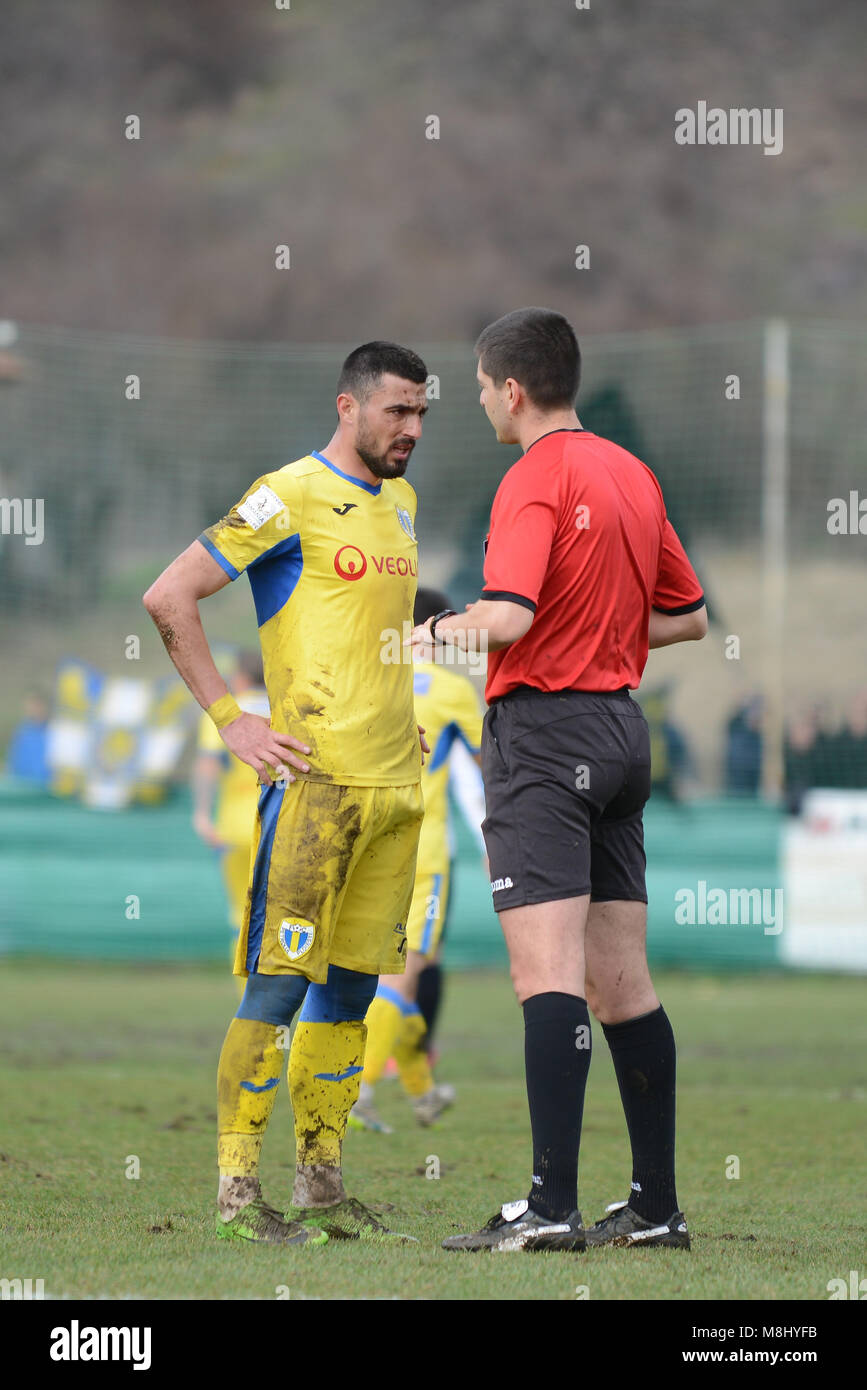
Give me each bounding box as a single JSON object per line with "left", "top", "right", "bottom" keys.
{"left": 1, "top": 318, "right": 865, "bottom": 797}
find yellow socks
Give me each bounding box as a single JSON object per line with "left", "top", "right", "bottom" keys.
{"left": 394, "top": 1009, "right": 434, "bottom": 1098}
{"left": 363, "top": 985, "right": 434, "bottom": 1098}
{"left": 289, "top": 1019, "right": 366, "bottom": 1168}
{"left": 361, "top": 991, "right": 405, "bottom": 1086}
{"left": 217, "top": 1017, "right": 284, "bottom": 1176}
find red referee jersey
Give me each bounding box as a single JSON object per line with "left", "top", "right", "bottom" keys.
{"left": 482, "top": 429, "right": 704, "bottom": 702}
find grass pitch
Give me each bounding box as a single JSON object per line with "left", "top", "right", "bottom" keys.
{"left": 0, "top": 960, "right": 864, "bottom": 1301}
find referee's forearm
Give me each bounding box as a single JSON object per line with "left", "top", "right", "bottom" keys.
{"left": 648, "top": 605, "right": 708, "bottom": 649}
{"left": 435, "top": 598, "right": 533, "bottom": 651}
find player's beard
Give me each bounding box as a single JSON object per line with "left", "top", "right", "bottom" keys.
{"left": 355, "top": 422, "right": 414, "bottom": 479}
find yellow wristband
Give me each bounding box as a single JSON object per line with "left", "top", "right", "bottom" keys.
{"left": 206, "top": 693, "right": 243, "bottom": 730}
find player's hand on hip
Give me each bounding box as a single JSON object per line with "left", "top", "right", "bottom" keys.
{"left": 220, "top": 713, "right": 312, "bottom": 785}
{"left": 417, "top": 723, "right": 430, "bottom": 765}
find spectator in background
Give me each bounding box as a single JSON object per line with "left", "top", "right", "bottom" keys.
{"left": 639, "top": 688, "right": 696, "bottom": 801}
{"left": 6, "top": 691, "right": 50, "bottom": 786}
{"left": 828, "top": 690, "right": 867, "bottom": 791}
{"left": 725, "top": 695, "right": 763, "bottom": 796}
{"left": 784, "top": 708, "right": 821, "bottom": 815}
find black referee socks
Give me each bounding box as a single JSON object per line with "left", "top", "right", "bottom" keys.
{"left": 523, "top": 992, "right": 592, "bottom": 1222}
{"left": 601, "top": 1005, "right": 679, "bottom": 1223}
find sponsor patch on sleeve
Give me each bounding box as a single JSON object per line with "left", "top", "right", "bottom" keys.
{"left": 237, "top": 484, "right": 285, "bottom": 531}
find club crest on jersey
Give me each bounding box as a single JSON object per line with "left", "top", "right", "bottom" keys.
{"left": 395, "top": 505, "right": 416, "bottom": 541}
{"left": 279, "top": 919, "right": 315, "bottom": 961}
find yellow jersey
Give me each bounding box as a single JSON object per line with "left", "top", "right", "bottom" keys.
{"left": 200, "top": 453, "right": 421, "bottom": 787}
{"left": 412, "top": 661, "right": 484, "bottom": 872}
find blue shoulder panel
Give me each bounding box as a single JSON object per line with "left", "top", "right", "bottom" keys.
{"left": 247, "top": 535, "right": 304, "bottom": 627}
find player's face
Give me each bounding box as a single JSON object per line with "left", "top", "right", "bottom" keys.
{"left": 477, "top": 364, "right": 518, "bottom": 444}
{"left": 354, "top": 375, "right": 428, "bottom": 479}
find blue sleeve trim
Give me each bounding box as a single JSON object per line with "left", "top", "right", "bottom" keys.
{"left": 198, "top": 534, "right": 240, "bottom": 580}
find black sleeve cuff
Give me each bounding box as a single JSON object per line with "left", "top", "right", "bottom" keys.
{"left": 652, "top": 595, "right": 706, "bottom": 616}
{"left": 481, "top": 589, "right": 538, "bottom": 614}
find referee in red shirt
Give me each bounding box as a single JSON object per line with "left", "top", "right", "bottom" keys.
{"left": 411, "top": 307, "right": 707, "bottom": 1253}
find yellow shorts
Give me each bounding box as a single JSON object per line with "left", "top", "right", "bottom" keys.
{"left": 220, "top": 843, "right": 253, "bottom": 932}
{"left": 406, "top": 863, "right": 451, "bottom": 956}
{"left": 235, "top": 779, "right": 424, "bottom": 983}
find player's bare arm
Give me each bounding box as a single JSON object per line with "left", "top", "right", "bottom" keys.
{"left": 143, "top": 541, "right": 312, "bottom": 783}
{"left": 648, "top": 603, "right": 708, "bottom": 649}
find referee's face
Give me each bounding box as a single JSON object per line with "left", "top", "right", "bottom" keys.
{"left": 353, "top": 375, "right": 428, "bottom": 479}
{"left": 477, "top": 365, "right": 518, "bottom": 445}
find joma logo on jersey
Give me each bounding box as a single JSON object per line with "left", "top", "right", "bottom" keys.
{"left": 333, "top": 546, "right": 417, "bottom": 581}
{"left": 279, "top": 920, "right": 315, "bottom": 961}
{"left": 491, "top": 877, "right": 514, "bottom": 893}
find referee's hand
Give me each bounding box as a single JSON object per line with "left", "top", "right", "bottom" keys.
{"left": 406, "top": 618, "right": 435, "bottom": 660}
{"left": 219, "top": 712, "right": 312, "bottom": 785}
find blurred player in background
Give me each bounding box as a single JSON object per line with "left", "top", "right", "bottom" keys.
{"left": 144, "top": 341, "right": 429, "bottom": 1248}
{"left": 193, "top": 651, "right": 269, "bottom": 996}
{"left": 352, "top": 587, "right": 486, "bottom": 1132}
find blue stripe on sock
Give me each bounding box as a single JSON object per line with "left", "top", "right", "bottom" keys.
{"left": 313, "top": 1065, "right": 364, "bottom": 1083}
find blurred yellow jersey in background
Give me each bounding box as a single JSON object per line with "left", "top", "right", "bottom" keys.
{"left": 413, "top": 661, "right": 483, "bottom": 875}
{"left": 196, "top": 687, "right": 270, "bottom": 848}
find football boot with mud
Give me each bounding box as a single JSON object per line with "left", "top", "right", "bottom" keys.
{"left": 412, "top": 1082, "right": 455, "bottom": 1127}
{"left": 585, "top": 1199, "right": 690, "bottom": 1249}
{"left": 285, "top": 1195, "right": 418, "bottom": 1244}
{"left": 215, "top": 1196, "right": 328, "bottom": 1247}
{"left": 442, "top": 1198, "right": 586, "bottom": 1253}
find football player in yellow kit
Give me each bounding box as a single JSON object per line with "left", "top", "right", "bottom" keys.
{"left": 144, "top": 342, "right": 430, "bottom": 1247}
{"left": 193, "top": 651, "right": 269, "bottom": 997}
{"left": 352, "top": 588, "right": 485, "bottom": 1131}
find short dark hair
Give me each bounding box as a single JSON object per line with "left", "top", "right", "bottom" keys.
{"left": 337, "top": 341, "right": 428, "bottom": 403}
{"left": 475, "top": 307, "right": 580, "bottom": 409}
{"left": 414, "top": 586, "right": 452, "bottom": 627}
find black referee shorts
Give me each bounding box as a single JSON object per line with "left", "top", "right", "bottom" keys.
{"left": 481, "top": 686, "right": 651, "bottom": 911}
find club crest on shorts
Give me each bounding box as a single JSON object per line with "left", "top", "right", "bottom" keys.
{"left": 395, "top": 504, "right": 416, "bottom": 541}
{"left": 279, "top": 919, "right": 315, "bottom": 961}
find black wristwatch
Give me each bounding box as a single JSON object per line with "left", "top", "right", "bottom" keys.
{"left": 429, "top": 609, "right": 458, "bottom": 644}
